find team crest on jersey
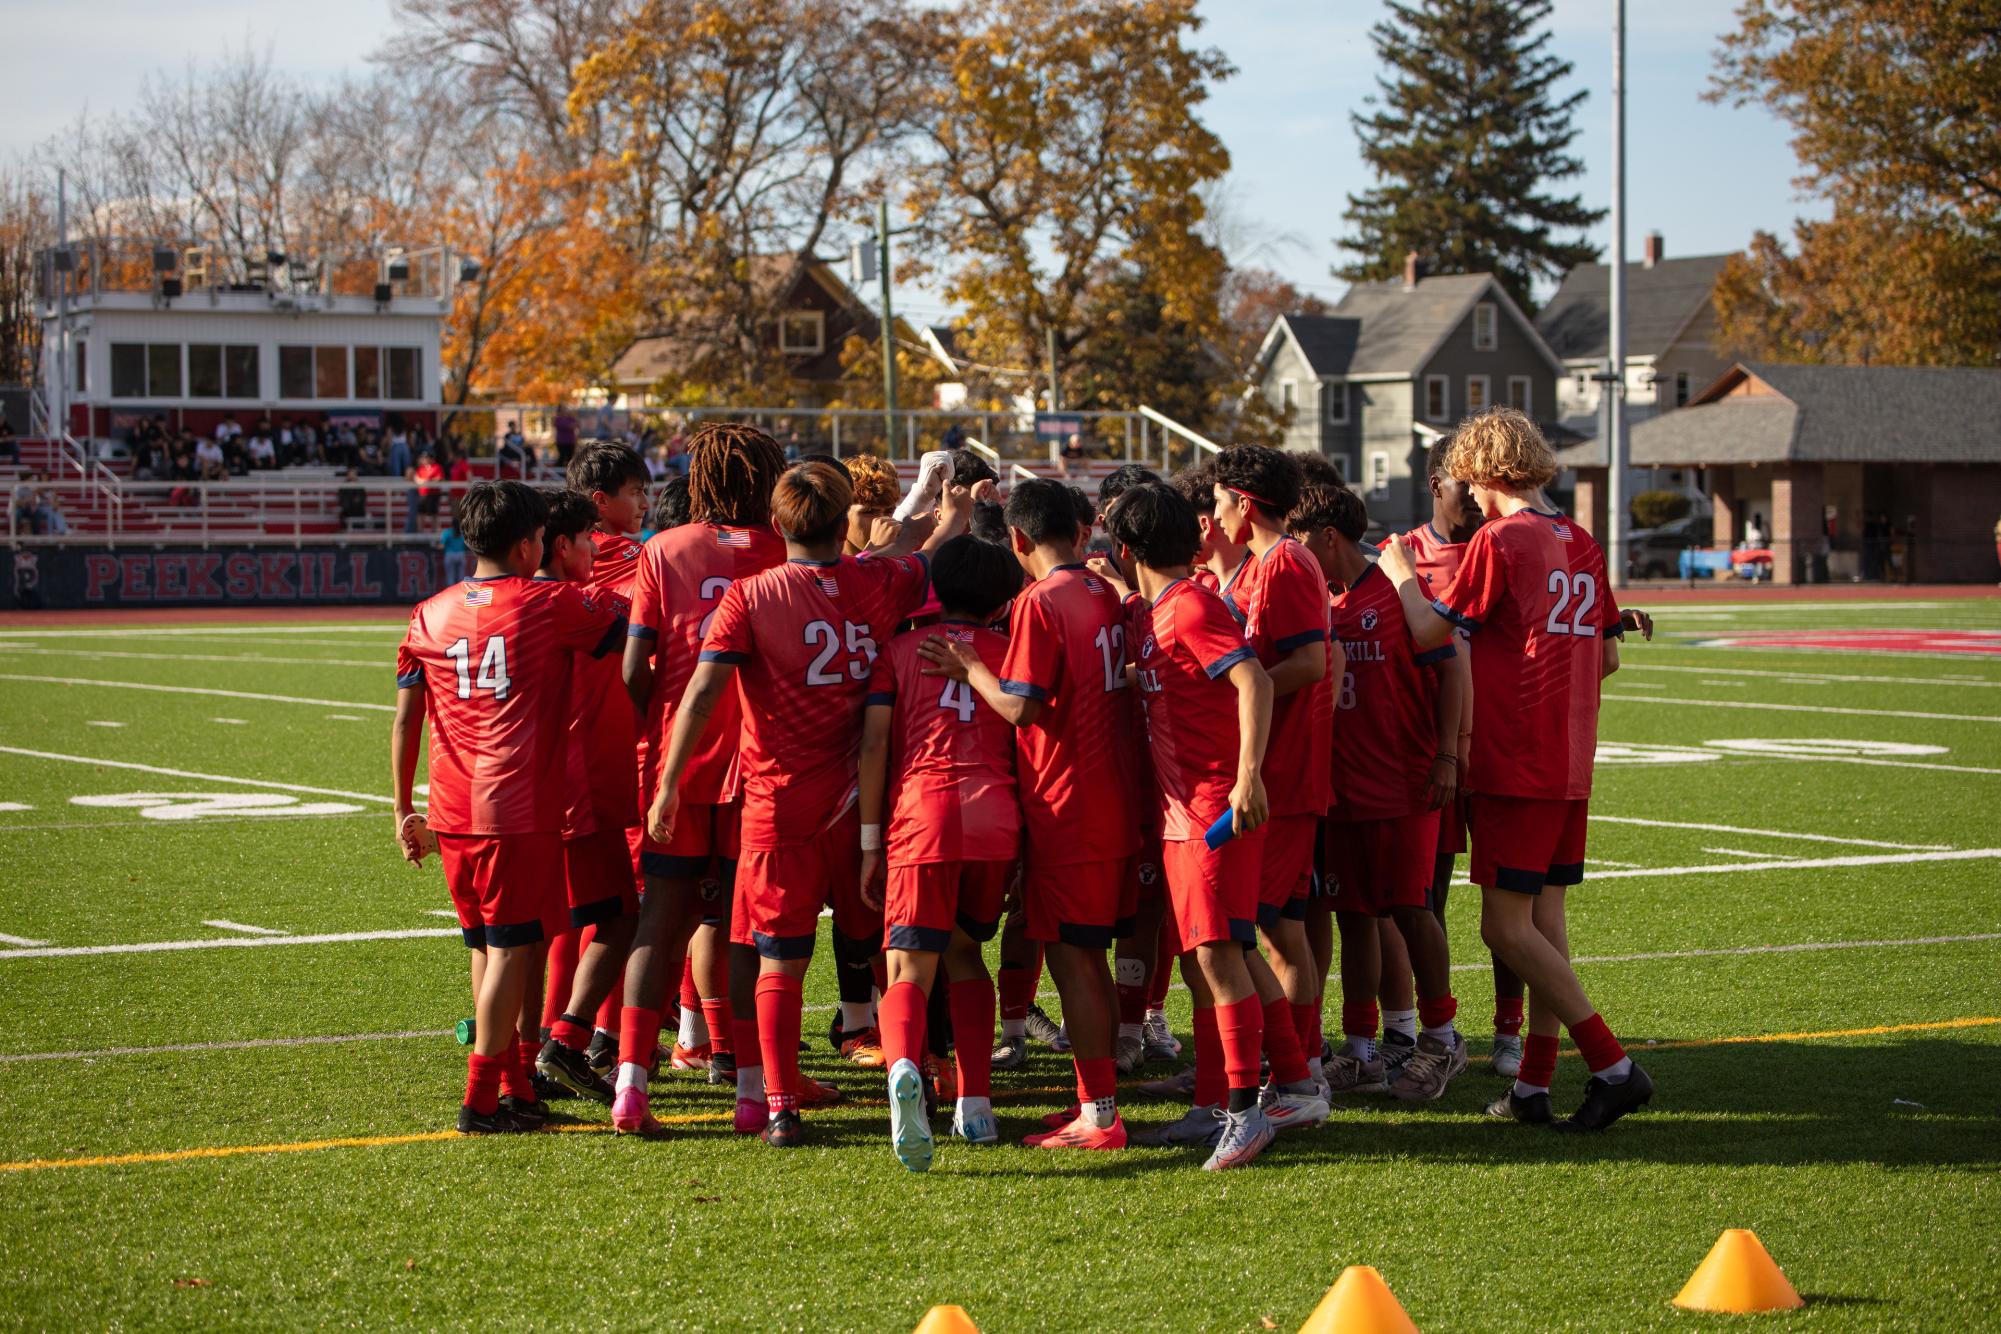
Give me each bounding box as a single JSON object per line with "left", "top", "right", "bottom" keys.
{"left": 715, "top": 528, "right": 752, "bottom": 548}
{"left": 1360, "top": 608, "right": 1378, "bottom": 631}
{"left": 1141, "top": 633, "right": 1156, "bottom": 657}
{"left": 462, "top": 584, "right": 492, "bottom": 607}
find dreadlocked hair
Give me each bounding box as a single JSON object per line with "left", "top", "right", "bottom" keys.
{"left": 687, "top": 422, "right": 786, "bottom": 526}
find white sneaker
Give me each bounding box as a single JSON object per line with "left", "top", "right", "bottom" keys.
{"left": 1491, "top": 1034, "right": 1523, "bottom": 1079}
{"left": 1142, "top": 1009, "right": 1181, "bottom": 1059}
{"left": 887, "top": 1058, "right": 933, "bottom": 1173}
{"left": 951, "top": 1097, "right": 998, "bottom": 1146}
{"left": 1202, "top": 1106, "right": 1275, "bottom": 1171}
{"left": 1262, "top": 1082, "right": 1331, "bottom": 1132}
{"left": 1114, "top": 1033, "right": 1147, "bottom": 1075}
{"left": 1141, "top": 1102, "right": 1224, "bottom": 1148}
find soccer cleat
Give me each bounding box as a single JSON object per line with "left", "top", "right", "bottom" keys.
{"left": 1377, "top": 1030, "right": 1417, "bottom": 1084}
{"left": 1041, "top": 1102, "right": 1082, "bottom": 1130}
{"left": 537, "top": 1039, "right": 615, "bottom": 1104}
{"left": 1051, "top": 1023, "right": 1073, "bottom": 1053}
{"left": 1202, "top": 1106, "right": 1275, "bottom": 1171}
{"left": 531, "top": 1069, "right": 574, "bottom": 1102}
{"left": 499, "top": 1094, "right": 550, "bottom": 1129}
{"left": 1023, "top": 1004, "right": 1065, "bottom": 1049}
{"left": 611, "top": 1086, "right": 665, "bottom": 1136}
{"left": 707, "top": 1049, "right": 737, "bottom": 1086}
{"left": 1490, "top": 1034, "right": 1523, "bottom": 1079}
{"left": 798, "top": 1075, "right": 844, "bottom": 1108}
{"left": 1391, "top": 1031, "right": 1469, "bottom": 1102}
{"left": 1554, "top": 1063, "right": 1654, "bottom": 1133}
{"left": 929, "top": 1057, "right": 957, "bottom": 1108}
{"left": 1262, "top": 1082, "right": 1332, "bottom": 1131}
{"left": 1140, "top": 1103, "right": 1225, "bottom": 1149}
{"left": 761, "top": 1108, "right": 805, "bottom": 1148}
{"left": 1024, "top": 1113, "right": 1127, "bottom": 1150}
{"left": 670, "top": 1041, "right": 713, "bottom": 1072}
{"left": 887, "top": 1058, "right": 934, "bottom": 1173}
{"left": 455, "top": 1103, "right": 526, "bottom": 1135}
{"left": 1142, "top": 1009, "right": 1182, "bottom": 1060}
{"left": 1323, "top": 1049, "right": 1388, "bottom": 1093}
{"left": 991, "top": 1037, "right": 1030, "bottom": 1071}
{"left": 733, "top": 1097, "right": 769, "bottom": 1135}
{"left": 1138, "top": 1065, "right": 1199, "bottom": 1098}
{"left": 840, "top": 1027, "right": 887, "bottom": 1066}
{"left": 1114, "top": 1033, "right": 1147, "bottom": 1075}
{"left": 583, "top": 1031, "right": 618, "bottom": 1079}
{"left": 1485, "top": 1087, "right": 1554, "bottom": 1124}
{"left": 951, "top": 1102, "right": 1000, "bottom": 1146}
{"left": 826, "top": 1012, "right": 847, "bottom": 1051}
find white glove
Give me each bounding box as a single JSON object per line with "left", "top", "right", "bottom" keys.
{"left": 893, "top": 450, "right": 954, "bottom": 523}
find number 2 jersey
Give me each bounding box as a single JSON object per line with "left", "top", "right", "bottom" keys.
{"left": 700, "top": 553, "right": 931, "bottom": 851}
{"left": 1431, "top": 507, "right": 1621, "bottom": 801}
{"left": 561, "top": 529, "right": 646, "bottom": 838}
{"left": 628, "top": 522, "right": 788, "bottom": 809}
{"left": 867, "top": 621, "right": 1019, "bottom": 867}
{"left": 397, "top": 574, "right": 626, "bottom": 835}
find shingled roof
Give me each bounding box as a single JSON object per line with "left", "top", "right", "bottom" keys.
{"left": 1628, "top": 363, "right": 2001, "bottom": 466}
{"left": 1536, "top": 254, "right": 1732, "bottom": 363}
{"left": 1256, "top": 272, "right": 1563, "bottom": 379}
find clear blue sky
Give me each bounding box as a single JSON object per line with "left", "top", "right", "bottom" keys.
{"left": 3, "top": 0, "right": 1821, "bottom": 321}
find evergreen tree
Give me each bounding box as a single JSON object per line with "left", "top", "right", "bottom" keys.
{"left": 1339, "top": 0, "right": 1602, "bottom": 312}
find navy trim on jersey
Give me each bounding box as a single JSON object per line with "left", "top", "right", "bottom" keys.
{"left": 788, "top": 557, "right": 840, "bottom": 567}
{"left": 395, "top": 667, "right": 424, "bottom": 688}
{"left": 627, "top": 624, "right": 658, "bottom": 641}
{"left": 957, "top": 910, "right": 1001, "bottom": 943}
{"left": 1227, "top": 917, "right": 1257, "bottom": 946}
{"left": 887, "top": 923, "right": 952, "bottom": 953}
{"left": 467, "top": 572, "right": 524, "bottom": 581}
{"left": 459, "top": 926, "right": 484, "bottom": 949}
{"left": 569, "top": 895, "right": 623, "bottom": 929}
{"left": 698, "top": 649, "right": 748, "bottom": 664}
{"left": 999, "top": 678, "right": 1047, "bottom": 700}
{"left": 1433, "top": 598, "right": 1480, "bottom": 633}
{"left": 1350, "top": 561, "right": 1385, "bottom": 592}
{"left": 1274, "top": 628, "right": 1327, "bottom": 653}
{"left": 1425, "top": 522, "right": 1452, "bottom": 547}
{"left": 1057, "top": 921, "right": 1115, "bottom": 950}
{"left": 1493, "top": 865, "right": 1546, "bottom": 896}
{"left": 641, "top": 850, "right": 710, "bottom": 879}
{"left": 1147, "top": 576, "right": 1189, "bottom": 608}
{"left": 1414, "top": 642, "right": 1457, "bottom": 666}
{"left": 589, "top": 617, "right": 627, "bottom": 659}
{"left": 1603, "top": 621, "right": 1627, "bottom": 640}
{"left": 1547, "top": 861, "right": 1585, "bottom": 887}
{"left": 1052, "top": 562, "right": 1088, "bottom": 572}
{"left": 1203, "top": 646, "right": 1256, "bottom": 680}
{"left": 485, "top": 918, "right": 547, "bottom": 948}
{"left": 864, "top": 691, "right": 894, "bottom": 707}
{"left": 753, "top": 929, "right": 817, "bottom": 961}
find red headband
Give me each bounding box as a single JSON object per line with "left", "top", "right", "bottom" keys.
{"left": 1227, "top": 485, "right": 1278, "bottom": 511}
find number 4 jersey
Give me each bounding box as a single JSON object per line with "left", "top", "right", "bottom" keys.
{"left": 397, "top": 573, "right": 627, "bottom": 835}
{"left": 1431, "top": 507, "right": 1622, "bottom": 801}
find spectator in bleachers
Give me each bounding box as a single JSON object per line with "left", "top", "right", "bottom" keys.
{"left": 299, "top": 421, "right": 323, "bottom": 466}
{"left": 439, "top": 503, "right": 468, "bottom": 586}
{"left": 497, "top": 420, "right": 531, "bottom": 478}
{"left": 12, "top": 474, "right": 40, "bottom": 533}
{"left": 0, "top": 418, "right": 16, "bottom": 465}
{"left": 553, "top": 410, "right": 578, "bottom": 468}
{"left": 411, "top": 450, "right": 444, "bottom": 531}
{"left": 447, "top": 449, "right": 472, "bottom": 484}
{"left": 35, "top": 491, "right": 67, "bottom": 536}
{"left": 194, "top": 436, "right": 226, "bottom": 481}
{"left": 248, "top": 430, "right": 277, "bottom": 470}
{"left": 215, "top": 413, "right": 243, "bottom": 450}
{"left": 337, "top": 467, "right": 368, "bottom": 528}
{"left": 357, "top": 432, "right": 386, "bottom": 476}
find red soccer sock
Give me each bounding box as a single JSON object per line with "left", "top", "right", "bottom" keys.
{"left": 756, "top": 973, "right": 804, "bottom": 1112}
{"left": 1520, "top": 1032, "right": 1560, "bottom": 1089}
{"left": 1213, "top": 995, "right": 1264, "bottom": 1094}
{"left": 702, "top": 997, "right": 735, "bottom": 1056}
{"left": 949, "top": 978, "right": 995, "bottom": 1099}
{"left": 1074, "top": 1055, "right": 1118, "bottom": 1109}
{"left": 618, "top": 1005, "right": 662, "bottom": 1070}
{"left": 1291, "top": 1001, "right": 1321, "bottom": 1061}
{"left": 1261, "top": 995, "right": 1311, "bottom": 1086}
{"left": 1494, "top": 995, "right": 1526, "bottom": 1037}
{"left": 678, "top": 956, "right": 702, "bottom": 1014}
{"left": 878, "top": 980, "right": 928, "bottom": 1070}
{"left": 1341, "top": 1001, "right": 1380, "bottom": 1042}
{"left": 997, "top": 964, "right": 1039, "bottom": 1021}
{"left": 1567, "top": 1012, "right": 1627, "bottom": 1074}
{"left": 731, "top": 1017, "right": 763, "bottom": 1075}
{"left": 1115, "top": 979, "right": 1148, "bottom": 1027}
{"left": 1418, "top": 994, "right": 1459, "bottom": 1031}
{"left": 542, "top": 931, "right": 580, "bottom": 1031}
{"left": 1191, "top": 1004, "right": 1226, "bottom": 1108}
{"left": 549, "top": 1015, "right": 592, "bottom": 1052}
{"left": 465, "top": 1052, "right": 504, "bottom": 1115}
{"left": 499, "top": 1035, "right": 535, "bottom": 1101}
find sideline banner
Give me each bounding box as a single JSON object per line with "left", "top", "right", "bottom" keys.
{"left": 4, "top": 545, "right": 441, "bottom": 610}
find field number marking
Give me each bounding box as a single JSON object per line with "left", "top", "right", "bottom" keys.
{"left": 70, "top": 792, "right": 366, "bottom": 821}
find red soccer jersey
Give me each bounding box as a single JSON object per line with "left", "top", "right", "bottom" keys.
{"left": 1329, "top": 563, "right": 1456, "bottom": 820}
{"left": 559, "top": 529, "right": 647, "bottom": 836}
{"left": 1403, "top": 522, "right": 1467, "bottom": 599}
{"left": 702, "top": 553, "right": 931, "bottom": 850}
{"left": 588, "top": 529, "right": 646, "bottom": 598}
{"left": 867, "top": 622, "right": 1019, "bottom": 867}
{"left": 1230, "top": 537, "right": 1334, "bottom": 817}
{"left": 397, "top": 574, "right": 625, "bottom": 835}
{"left": 996, "top": 564, "right": 1138, "bottom": 866}
{"left": 628, "top": 522, "right": 786, "bottom": 807}
{"left": 1129, "top": 578, "right": 1258, "bottom": 842}
{"left": 1433, "top": 507, "right": 1622, "bottom": 801}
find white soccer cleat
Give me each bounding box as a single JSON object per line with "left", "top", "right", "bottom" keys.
{"left": 888, "top": 1058, "right": 934, "bottom": 1173}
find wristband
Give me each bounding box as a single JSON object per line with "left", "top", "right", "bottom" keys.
{"left": 860, "top": 823, "right": 883, "bottom": 852}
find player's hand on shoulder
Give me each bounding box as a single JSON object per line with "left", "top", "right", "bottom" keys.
{"left": 1377, "top": 532, "right": 1417, "bottom": 584}
{"left": 917, "top": 634, "right": 977, "bottom": 680}
{"left": 1085, "top": 554, "right": 1129, "bottom": 596}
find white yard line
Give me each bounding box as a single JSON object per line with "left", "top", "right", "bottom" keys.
{"left": 1780, "top": 754, "right": 2001, "bottom": 777}
{"left": 1590, "top": 814, "right": 1949, "bottom": 852}
{"left": 200, "top": 920, "right": 289, "bottom": 937}
{"left": 0, "top": 933, "right": 49, "bottom": 947}
{"left": 0, "top": 927, "right": 458, "bottom": 961}
{"left": 1465, "top": 847, "right": 2001, "bottom": 885}
{"left": 0, "top": 812, "right": 375, "bottom": 833}
{"left": 0, "top": 646, "right": 384, "bottom": 668}
{"left": 0, "top": 746, "right": 394, "bottom": 805}
{"left": 1603, "top": 693, "right": 2001, "bottom": 724}
{"left": 84, "top": 720, "right": 124, "bottom": 728}
{"left": 1620, "top": 662, "right": 2001, "bottom": 690}
{"left": 1703, "top": 847, "right": 1803, "bottom": 861}
{"left": 0, "top": 803, "right": 30, "bottom": 812}
{"left": 0, "top": 674, "right": 392, "bottom": 712}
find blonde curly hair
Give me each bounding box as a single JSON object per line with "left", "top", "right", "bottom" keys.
{"left": 842, "top": 453, "right": 901, "bottom": 513}
{"left": 1446, "top": 407, "right": 1557, "bottom": 490}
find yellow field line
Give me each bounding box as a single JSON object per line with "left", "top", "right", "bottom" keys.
{"left": 4, "top": 1021, "right": 1993, "bottom": 1175}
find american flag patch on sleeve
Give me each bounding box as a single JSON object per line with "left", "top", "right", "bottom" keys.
{"left": 817, "top": 574, "right": 840, "bottom": 597}
{"left": 463, "top": 584, "right": 493, "bottom": 607}
{"left": 716, "top": 528, "right": 752, "bottom": 548}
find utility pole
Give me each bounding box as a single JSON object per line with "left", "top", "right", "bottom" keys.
{"left": 54, "top": 168, "right": 68, "bottom": 441}
{"left": 1607, "top": 0, "right": 1629, "bottom": 588}
{"left": 876, "top": 198, "right": 898, "bottom": 454}
{"left": 1045, "top": 325, "right": 1059, "bottom": 412}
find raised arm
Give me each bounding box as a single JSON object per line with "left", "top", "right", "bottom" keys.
{"left": 1376, "top": 534, "right": 1455, "bottom": 651}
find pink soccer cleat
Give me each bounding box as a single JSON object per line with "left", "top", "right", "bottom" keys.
{"left": 734, "top": 1097, "right": 769, "bottom": 1135}
{"left": 611, "top": 1086, "right": 663, "bottom": 1137}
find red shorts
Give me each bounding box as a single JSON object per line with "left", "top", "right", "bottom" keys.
{"left": 1324, "top": 811, "right": 1440, "bottom": 917}
{"left": 885, "top": 860, "right": 1011, "bottom": 952}
{"left": 1024, "top": 856, "right": 1124, "bottom": 949}
{"left": 1468, "top": 794, "right": 1588, "bottom": 894}
{"left": 640, "top": 800, "right": 741, "bottom": 879}
{"left": 1257, "top": 813, "right": 1319, "bottom": 926}
{"left": 1161, "top": 836, "right": 1260, "bottom": 951}
{"left": 563, "top": 827, "right": 641, "bottom": 928}
{"left": 1117, "top": 840, "right": 1166, "bottom": 933}
{"left": 737, "top": 807, "right": 862, "bottom": 959}
{"left": 1437, "top": 794, "right": 1468, "bottom": 858}
{"left": 438, "top": 831, "right": 565, "bottom": 948}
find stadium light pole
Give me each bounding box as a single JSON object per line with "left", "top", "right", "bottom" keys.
{"left": 1607, "top": 0, "right": 1629, "bottom": 589}
{"left": 877, "top": 197, "right": 898, "bottom": 455}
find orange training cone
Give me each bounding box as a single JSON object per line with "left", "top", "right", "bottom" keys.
{"left": 1673, "top": 1230, "right": 1804, "bottom": 1313}
{"left": 912, "top": 1305, "right": 980, "bottom": 1334}
{"left": 1297, "top": 1266, "right": 1420, "bottom": 1334}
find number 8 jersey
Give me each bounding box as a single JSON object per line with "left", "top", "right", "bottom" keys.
{"left": 396, "top": 574, "right": 626, "bottom": 835}
{"left": 1431, "top": 507, "right": 1623, "bottom": 801}
{"left": 700, "top": 553, "right": 932, "bottom": 850}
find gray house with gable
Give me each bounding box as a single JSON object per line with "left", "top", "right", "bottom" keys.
{"left": 1252, "top": 264, "right": 1567, "bottom": 531}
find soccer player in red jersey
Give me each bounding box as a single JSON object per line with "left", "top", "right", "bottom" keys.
{"left": 615, "top": 424, "right": 788, "bottom": 1135}
{"left": 646, "top": 461, "right": 970, "bottom": 1147}
{"left": 919, "top": 478, "right": 1136, "bottom": 1150}
{"left": 1379, "top": 407, "right": 1656, "bottom": 1131}
{"left": 1290, "top": 484, "right": 1471, "bottom": 1100}
{"left": 856, "top": 535, "right": 1025, "bottom": 1169}
{"left": 1104, "top": 482, "right": 1291, "bottom": 1170}
{"left": 391, "top": 481, "right": 626, "bottom": 1134}
{"left": 1211, "top": 446, "right": 1337, "bottom": 1116}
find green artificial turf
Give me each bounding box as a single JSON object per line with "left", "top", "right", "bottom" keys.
{"left": 0, "top": 599, "right": 1997, "bottom": 1331}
